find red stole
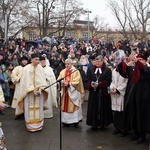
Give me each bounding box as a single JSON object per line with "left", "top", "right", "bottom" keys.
{"left": 131, "top": 61, "right": 144, "bottom": 83}
{"left": 63, "top": 69, "right": 72, "bottom": 112}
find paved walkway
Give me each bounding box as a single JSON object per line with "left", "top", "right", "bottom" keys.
{"left": 1, "top": 102, "right": 150, "bottom": 150}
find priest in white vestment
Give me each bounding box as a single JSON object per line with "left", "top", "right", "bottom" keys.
{"left": 57, "top": 58, "right": 84, "bottom": 127}
{"left": 11, "top": 56, "right": 29, "bottom": 119}
{"left": 18, "top": 53, "right": 48, "bottom": 132}
{"left": 109, "top": 66, "right": 128, "bottom": 135}
{"left": 0, "top": 72, "right": 5, "bottom": 109}
{"left": 40, "top": 55, "right": 57, "bottom": 118}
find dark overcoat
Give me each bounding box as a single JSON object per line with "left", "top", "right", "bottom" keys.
{"left": 86, "top": 64, "right": 113, "bottom": 128}
{"left": 117, "top": 61, "right": 150, "bottom": 132}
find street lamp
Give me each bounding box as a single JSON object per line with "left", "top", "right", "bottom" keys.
{"left": 146, "top": 11, "right": 150, "bottom": 38}
{"left": 4, "top": 0, "right": 9, "bottom": 42}
{"left": 4, "top": 13, "right": 8, "bottom": 42}
{"left": 85, "top": 10, "right": 92, "bottom": 42}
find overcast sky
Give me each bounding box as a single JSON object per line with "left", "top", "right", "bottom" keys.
{"left": 80, "top": 0, "right": 118, "bottom": 29}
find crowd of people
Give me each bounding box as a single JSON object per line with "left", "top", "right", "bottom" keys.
{"left": 0, "top": 36, "right": 150, "bottom": 145}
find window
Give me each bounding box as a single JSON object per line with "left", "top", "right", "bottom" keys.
{"left": 28, "top": 31, "right": 36, "bottom": 40}
{"left": 83, "top": 32, "right": 90, "bottom": 40}
{"left": 51, "top": 32, "right": 58, "bottom": 37}
{"left": 65, "top": 32, "right": 75, "bottom": 38}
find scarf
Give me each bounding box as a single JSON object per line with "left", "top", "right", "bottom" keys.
{"left": 131, "top": 61, "right": 144, "bottom": 83}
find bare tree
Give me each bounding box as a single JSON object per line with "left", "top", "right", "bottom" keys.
{"left": 0, "top": 0, "right": 35, "bottom": 37}
{"left": 0, "top": 0, "right": 85, "bottom": 39}
{"left": 107, "top": 0, "right": 129, "bottom": 39}
{"left": 107, "top": 0, "right": 150, "bottom": 40}
{"left": 30, "top": 0, "right": 84, "bottom": 37}
{"left": 31, "top": 0, "right": 57, "bottom": 38}
{"left": 56, "top": 0, "right": 84, "bottom": 37}
{"left": 90, "top": 15, "right": 109, "bottom": 38}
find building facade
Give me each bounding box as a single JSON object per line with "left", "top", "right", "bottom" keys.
{"left": 21, "top": 20, "right": 150, "bottom": 41}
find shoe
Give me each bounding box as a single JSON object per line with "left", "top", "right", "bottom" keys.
{"left": 0, "top": 110, "right": 4, "bottom": 115}
{"left": 112, "top": 129, "right": 121, "bottom": 135}
{"left": 99, "top": 126, "right": 106, "bottom": 132}
{"left": 136, "top": 137, "right": 145, "bottom": 144}
{"left": 14, "top": 114, "right": 24, "bottom": 120}
{"left": 90, "top": 127, "right": 98, "bottom": 131}
{"left": 129, "top": 134, "right": 139, "bottom": 141}
{"left": 74, "top": 124, "right": 79, "bottom": 128}
{"left": 120, "top": 130, "right": 128, "bottom": 137}
{"left": 74, "top": 122, "right": 79, "bottom": 128}
{"left": 14, "top": 115, "right": 20, "bottom": 120}
{"left": 62, "top": 123, "right": 70, "bottom": 127}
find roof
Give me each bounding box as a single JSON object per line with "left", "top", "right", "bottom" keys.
{"left": 73, "top": 20, "right": 94, "bottom": 24}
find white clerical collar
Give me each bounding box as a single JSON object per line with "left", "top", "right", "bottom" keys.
{"left": 95, "top": 68, "right": 102, "bottom": 74}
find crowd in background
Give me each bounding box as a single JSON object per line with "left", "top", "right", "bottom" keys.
{"left": 0, "top": 36, "right": 150, "bottom": 143}
{"left": 0, "top": 36, "right": 150, "bottom": 106}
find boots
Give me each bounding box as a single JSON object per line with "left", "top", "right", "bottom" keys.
{"left": 136, "top": 131, "right": 146, "bottom": 144}
{"left": 0, "top": 110, "right": 4, "bottom": 115}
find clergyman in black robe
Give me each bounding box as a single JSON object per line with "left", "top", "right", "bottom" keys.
{"left": 117, "top": 53, "right": 150, "bottom": 144}
{"left": 86, "top": 55, "right": 113, "bottom": 131}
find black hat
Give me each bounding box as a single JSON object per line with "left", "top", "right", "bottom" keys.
{"left": 138, "top": 50, "right": 149, "bottom": 60}
{"left": 8, "top": 62, "right": 14, "bottom": 66}
{"left": 31, "top": 53, "right": 39, "bottom": 59}
{"left": 39, "top": 55, "right": 46, "bottom": 61}
{"left": 20, "top": 56, "right": 29, "bottom": 62}
{"left": 136, "top": 52, "right": 148, "bottom": 61}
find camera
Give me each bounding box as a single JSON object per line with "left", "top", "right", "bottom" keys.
{"left": 91, "top": 81, "right": 98, "bottom": 91}
{"left": 91, "top": 81, "right": 98, "bottom": 85}
{"left": 107, "top": 87, "right": 111, "bottom": 93}
{"left": 91, "top": 81, "right": 95, "bottom": 85}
